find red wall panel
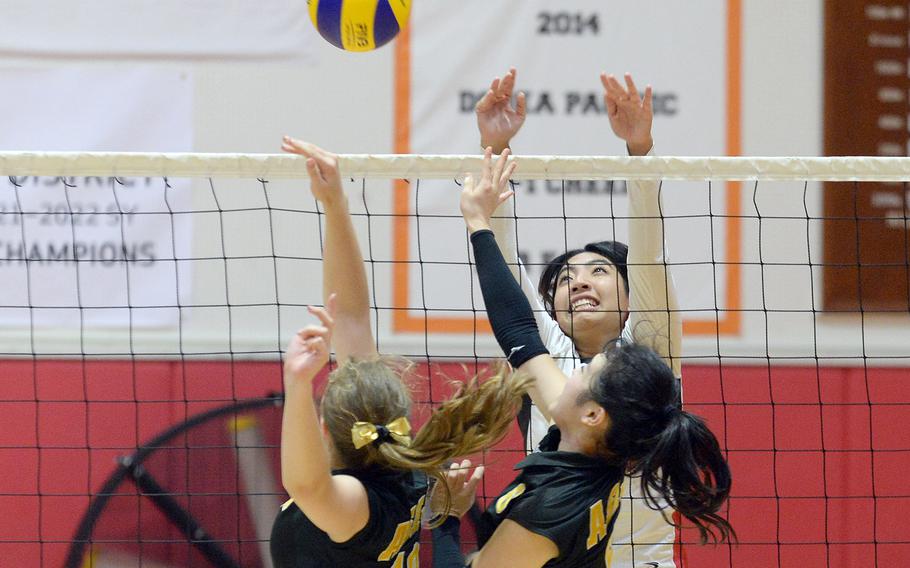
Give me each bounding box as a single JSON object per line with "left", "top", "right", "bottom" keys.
{"left": 1, "top": 360, "right": 908, "bottom": 567}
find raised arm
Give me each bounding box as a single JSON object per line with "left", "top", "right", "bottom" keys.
{"left": 477, "top": 67, "right": 526, "bottom": 284}
{"left": 279, "top": 299, "right": 371, "bottom": 541}
{"left": 477, "top": 68, "right": 568, "bottom": 348}
{"left": 601, "top": 74, "right": 682, "bottom": 376}
{"left": 282, "top": 137, "right": 378, "bottom": 362}
{"left": 625, "top": 178, "right": 682, "bottom": 376}
{"left": 461, "top": 149, "right": 566, "bottom": 419}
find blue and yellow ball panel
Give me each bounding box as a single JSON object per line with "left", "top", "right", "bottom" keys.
{"left": 309, "top": 0, "right": 411, "bottom": 52}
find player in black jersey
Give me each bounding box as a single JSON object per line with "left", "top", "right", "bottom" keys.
{"left": 429, "top": 149, "right": 734, "bottom": 567}
{"left": 271, "top": 138, "right": 531, "bottom": 568}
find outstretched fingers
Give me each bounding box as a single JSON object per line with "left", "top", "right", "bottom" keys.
{"left": 296, "top": 325, "right": 329, "bottom": 344}
{"left": 282, "top": 135, "right": 321, "bottom": 157}
{"left": 623, "top": 73, "right": 641, "bottom": 102}
{"left": 482, "top": 147, "right": 516, "bottom": 198}
{"left": 476, "top": 69, "right": 522, "bottom": 114}
{"left": 602, "top": 73, "right": 627, "bottom": 100}
{"left": 481, "top": 146, "right": 494, "bottom": 185}
{"left": 447, "top": 459, "right": 481, "bottom": 484}
{"left": 462, "top": 173, "right": 476, "bottom": 194}
{"left": 283, "top": 137, "right": 341, "bottom": 185}
{"left": 600, "top": 73, "right": 616, "bottom": 95}
{"left": 447, "top": 461, "right": 468, "bottom": 487}
{"left": 466, "top": 463, "right": 485, "bottom": 490}
{"left": 306, "top": 309, "right": 334, "bottom": 334}
{"left": 303, "top": 157, "right": 326, "bottom": 184}
{"left": 475, "top": 75, "right": 503, "bottom": 111}
{"left": 460, "top": 147, "right": 516, "bottom": 230}
{"left": 475, "top": 91, "right": 493, "bottom": 113}
{"left": 490, "top": 146, "right": 507, "bottom": 182}
{"left": 499, "top": 182, "right": 516, "bottom": 206}
{"left": 490, "top": 76, "right": 501, "bottom": 95}
{"left": 601, "top": 73, "right": 651, "bottom": 114}
{"left": 499, "top": 68, "right": 516, "bottom": 100}
{"left": 496, "top": 153, "right": 517, "bottom": 200}
{"left": 601, "top": 73, "right": 618, "bottom": 113}
{"left": 475, "top": 86, "right": 498, "bottom": 113}
{"left": 297, "top": 325, "right": 329, "bottom": 352}
{"left": 306, "top": 296, "right": 336, "bottom": 330}
{"left": 448, "top": 459, "right": 484, "bottom": 492}
{"left": 297, "top": 299, "right": 335, "bottom": 355}
{"left": 514, "top": 90, "right": 527, "bottom": 118}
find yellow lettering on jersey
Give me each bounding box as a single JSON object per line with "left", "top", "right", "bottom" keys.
{"left": 378, "top": 523, "right": 409, "bottom": 562}
{"left": 588, "top": 482, "right": 623, "bottom": 551}
{"left": 407, "top": 542, "right": 420, "bottom": 568}
{"left": 586, "top": 500, "right": 607, "bottom": 549}
{"left": 390, "top": 541, "right": 420, "bottom": 568}
{"left": 377, "top": 495, "right": 426, "bottom": 561}
{"left": 494, "top": 483, "right": 527, "bottom": 514}
{"left": 605, "top": 482, "right": 621, "bottom": 526}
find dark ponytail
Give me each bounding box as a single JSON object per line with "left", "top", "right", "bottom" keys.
{"left": 636, "top": 410, "right": 734, "bottom": 544}
{"left": 585, "top": 340, "right": 734, "bottom": 544}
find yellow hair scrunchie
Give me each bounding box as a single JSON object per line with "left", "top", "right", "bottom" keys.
{"left": 350, "top": 416, "right": 412, "bottom": 450}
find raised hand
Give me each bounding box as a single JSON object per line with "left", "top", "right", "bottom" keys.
{"left": 460, "top": 147, "right": 517, "bottom": 234}
{"left": 282, "top": 136, "right": 345, "bottom": 206}
{"left": 475, "top": 68, "right": 527, "bottom": 154}
{"left": 429, "top": 459, "right": 485, "bottom": 520}
{"left": 284, "top": 295, "right": 336, "bottom": 385}
{"left": 600, "top": 72, "right": 654, "bottom": 156}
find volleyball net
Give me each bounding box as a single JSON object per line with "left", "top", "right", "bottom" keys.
{"left": 1, "top": 152, "right": 908, "bottom": 567}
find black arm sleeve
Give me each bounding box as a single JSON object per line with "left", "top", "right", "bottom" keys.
{"left": 431, "top": 516, "right": 466, "bottom": 568}
{"left": 470, "top": 230, "right": 549, "bottom": 368}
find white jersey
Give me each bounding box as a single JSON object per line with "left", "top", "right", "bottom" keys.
{"left": 494, "top": 173, "right": 683, "bottom": 568}
{"left": 520, "top": 262, "right": 679, "bottom": 568}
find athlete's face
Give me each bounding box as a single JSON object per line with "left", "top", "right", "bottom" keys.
{"left": 552, "top": 252, "right": 629, "bottom": 347}
{"left": 549, "top": 352, "right": 608, "bottom": 428}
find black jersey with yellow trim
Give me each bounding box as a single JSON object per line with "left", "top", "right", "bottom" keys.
{"left": 477, "top": 427, "right": 625, "bottom": 567}
{"left": 270, "top": 467, "right": 426, "bottom": 567}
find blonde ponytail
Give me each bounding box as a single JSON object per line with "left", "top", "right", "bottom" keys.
{"left": 320, "top": 359, "right": 531, "bottom": 519}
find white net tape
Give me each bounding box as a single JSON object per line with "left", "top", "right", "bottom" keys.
{"left": 3, "top": 152, "right": 910, "bottom": 181}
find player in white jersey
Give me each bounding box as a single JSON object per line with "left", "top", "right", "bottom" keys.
{"left": 476, "top": 69, "right": 683, "bottom": 568}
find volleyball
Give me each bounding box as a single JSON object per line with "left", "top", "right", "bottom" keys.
{"left": 308, "top": 0, "right": 411, "bottom": 52}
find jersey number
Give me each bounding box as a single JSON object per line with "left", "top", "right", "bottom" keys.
{"left": 390, "top": 542, "right": 420, "bottom": 568}
{"left": 378, "top": 495, "right": 426, "bottom": 561}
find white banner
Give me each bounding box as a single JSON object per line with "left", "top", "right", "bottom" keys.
{"left": 0, "top": 67, "right": 193, "bottom": 328}
{"left": 0, "top": 0, "right": 311, "bottom": 60}
{"left": 399, "top": 0, "right": 739, "bottom": 337}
